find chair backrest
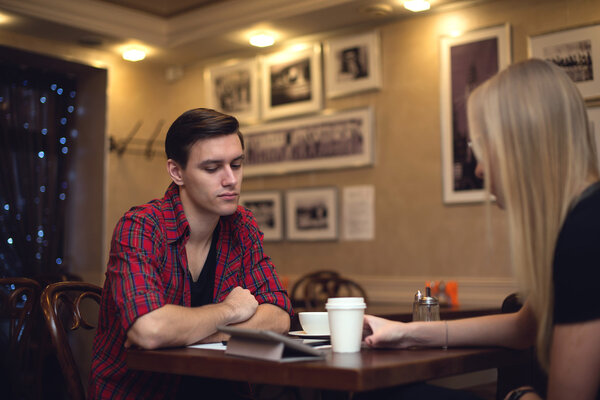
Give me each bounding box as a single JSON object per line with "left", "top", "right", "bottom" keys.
{"left": 41, "top": 281, "right": 102, "bottom": 400}
{"left": 290, "top": 270, "right": 368, "bottom": 311}
{"left": 0, "top": 277, "right": 42, "bottom": 399}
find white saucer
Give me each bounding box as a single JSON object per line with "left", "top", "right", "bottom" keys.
{"left": 288, "top": 330, "right": 330, "bottom": 339}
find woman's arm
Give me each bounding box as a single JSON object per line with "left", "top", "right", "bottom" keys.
{"left": 364, "top": 301, "right": 537, "bottom": 349}
{"left": 546, "top": 319, "right": 600, "bottom": 400}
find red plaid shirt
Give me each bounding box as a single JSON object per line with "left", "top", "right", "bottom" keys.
{"left": 88, "top": 183, "right": 292, "bottom": 399}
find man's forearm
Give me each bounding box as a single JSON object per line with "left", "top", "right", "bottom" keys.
{"left": 200, "top": 303, "right": 290, "bottom": 343}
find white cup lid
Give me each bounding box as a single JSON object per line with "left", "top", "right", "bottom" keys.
{"left": 326, "top": 304, "right": 366, "bottom": 310}
{"left": 326, "top": 297, "right": 364, "bottom": 304}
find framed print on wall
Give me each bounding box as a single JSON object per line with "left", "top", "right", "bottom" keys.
{"left": 529, "top": 24, "right": 600, "bottom": 99}
{"left": 285, "top": 187, "right": 338, "bottom": 241}
{"left": 239, "top": 190, "right": 283, "bottom": 241}
{"left": 324, "top": 30, "right": 382, "bottom": 98}
{"left": 440, "top": 24, "right": 511, "bottom": 204}
{"left": 588, "top": 106, "right": 600, "bottom": 164}
{"left": 242, "top": 107, "right": 374, "bottom": 177}
{"left": 260, "top": 44, "right": 322, "bottom": 120}
{"left": 204, "top": 58, "right": 259, "bottom": 124}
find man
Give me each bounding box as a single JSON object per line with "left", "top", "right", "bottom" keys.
{"left": 89, "top": 108, "right": 292, "bottom": 399}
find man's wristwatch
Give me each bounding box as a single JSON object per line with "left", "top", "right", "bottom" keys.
{"left": 506, "top": 387, "right": 536, "bottom": 400}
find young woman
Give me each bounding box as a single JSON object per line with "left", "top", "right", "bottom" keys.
{"left": 363, "top": 59, "right": 600, "bottom": 400}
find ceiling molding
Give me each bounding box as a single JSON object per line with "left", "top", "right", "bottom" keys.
{"left": 167, "top": 0, "right": 356, "bottom": 46}
{"left": 0, "top": 0, "right": 168, "bottom": 45}
{"left": 0, "top": 0, "right": 357, "bottom": 49}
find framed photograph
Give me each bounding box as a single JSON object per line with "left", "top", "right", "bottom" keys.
{"left": 204, "top": 58, "right": 259, "bottom": 124}
{"left": 589, "top": 106, "right": 600, "bottom": 162}
{"left": 285, "top": 187, "right": 338, "bottom": 241}
{"left": 324, "top": 30, "right": 382, "bottom": 98}
{"left": 529, "top": 24, "right": 600, "bottom": 99}
{"left": 260, "top": 44, "right": 322, "bottom": 120}
{"left": 242, "top": 107, "right": 374, "bottom": 177}
{"left": 239, "top": 190, "right": 283, "bottom": 241}
{"left": 440, "top": 24, "right": 511, "bottom": 204}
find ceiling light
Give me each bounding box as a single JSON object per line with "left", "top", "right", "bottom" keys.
{"left": 403, "top": 0, "right": 430, "bottom": 12}
{"left": 0, "top": 12, "right": 12, "bottom": 24}
{"left": 122, "top": 47, "right": 146, "bottom": 62}
{"left": 249, "top": 32, "right": 275, "bottom": 47}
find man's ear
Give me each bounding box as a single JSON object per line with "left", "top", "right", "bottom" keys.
{"left": 167, "top": 159, "right": 184, "bottom": 186}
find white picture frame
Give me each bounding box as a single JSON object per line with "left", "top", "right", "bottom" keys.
{"left": 260, "top": 44, "right": 322, "bottom": 120}
{"left": 440, "top": 24, "right": 511, "bottom": 204}
{"left": 285, "top": 187, "right": 338, "bottom": 241}
{"left": 242, "top": 107, "right": 374, "bottom": 177}
{"left": 204, "top": 58, "right": 259, "bottom": 124}
{"left": 324, "top": 30, "right": 382, "bottom": 98}
{"left": 529, "top": 24, "right": 600, "bottom": 99}
{"left": 588, "top": 106, "right": 600, "bottom": 165}
{"left": 239, "top": 190, "right": 283, "bottom": 241}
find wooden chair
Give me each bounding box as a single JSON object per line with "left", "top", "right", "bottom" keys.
{"left": 0, "top": 277, "right": 42, "bottom": 400}
{"left": 290, "top": 270, "right": 368, "bottom": 311}
{"left": 41, "top": 281, "right": 102, "bottom": 400}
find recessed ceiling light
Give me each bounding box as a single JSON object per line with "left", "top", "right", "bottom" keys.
{"left": 0, "top": 12, "right": 12, "bottom": 24}
{"left": 122, "top": 47, "right": 146, "bottom": 62}
{"left": 403, "top": 0, "right": 430, "bottom": 12}
{"left": 249, "top": 32, "right": 275, "bottom": 47}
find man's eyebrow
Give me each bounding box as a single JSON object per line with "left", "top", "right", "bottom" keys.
{"left": 198, "top": 154, "right": 245, "bottom": 166}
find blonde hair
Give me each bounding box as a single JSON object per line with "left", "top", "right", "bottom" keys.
{"left": 467, "top": 59, "right": 599, "bottom": 369}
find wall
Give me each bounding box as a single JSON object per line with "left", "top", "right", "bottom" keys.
{"left": 2, "top": 0, "right": 598, "bottom": 306}
{"left": 163, "top": 0, "right": 600, "bottom": 305}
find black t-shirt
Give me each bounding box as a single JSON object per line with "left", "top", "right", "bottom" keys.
{"left": 189, "top": 226, "right": 219, "bottom": 308}
{"left": 553, "top": 181, "right": 600, "bottom": 324}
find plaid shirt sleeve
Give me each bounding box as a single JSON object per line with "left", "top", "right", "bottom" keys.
{"left": 106, "top": 208, "right": 169, "bottom": 332}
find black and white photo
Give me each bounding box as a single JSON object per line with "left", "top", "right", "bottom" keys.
{"left": 529, "top": 24, "right": 600, "bottom": 98}
{"left": 285, "top": 187, "right": 338, "bottom": 241}
{"left": 204, "top": 58, "right": 259, "bottom": 124}
{"left": 239, "top": 190, "right": 283, "bottom": 241}
{"left": 242, "top": 107, "right": 374, "bottom": 177}
{"left": 261, "top": 44, "right": 322, "bottom": 120}
{"left": 324, "top": 31, "right": 382, "bottom": 98}
{"left": 440, "top": 24, "right": 511, "bottom": 204}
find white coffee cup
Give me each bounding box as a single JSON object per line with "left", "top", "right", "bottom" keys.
{"left": 325, "top": 297, "right": 366, "bottom": 353}
{"left": 298, "top": 312, "right": 330, "bottom": 335}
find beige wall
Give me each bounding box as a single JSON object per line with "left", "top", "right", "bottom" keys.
{"left": 2, "top": 0, "right": 598, "bottom": 304}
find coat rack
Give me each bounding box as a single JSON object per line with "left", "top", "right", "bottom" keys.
{"left": 109, "top": 119, "right": 165, "bottom": 160}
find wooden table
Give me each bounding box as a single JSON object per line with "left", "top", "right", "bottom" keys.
{"left": 128, "top": 345, "right": 529, "bottom": 393}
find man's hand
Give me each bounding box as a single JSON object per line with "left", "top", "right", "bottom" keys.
{"left": 222, "top": 286, "right": 258, "bottom": 324}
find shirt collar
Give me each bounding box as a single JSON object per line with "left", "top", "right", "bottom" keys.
{"left": 162, "top": 182, "right": 190, "bottom": 244}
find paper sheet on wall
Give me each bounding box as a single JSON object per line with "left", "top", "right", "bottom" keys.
{"left": 342, "top": 185, "right": 375, "bottom": 241}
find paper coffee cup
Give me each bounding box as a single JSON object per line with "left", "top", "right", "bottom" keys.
{"left": 326, "top": 297, "right": 366, "bottom": 353}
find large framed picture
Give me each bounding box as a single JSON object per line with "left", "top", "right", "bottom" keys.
{"left": 440, "top": 24, "right": 511, "bottom": 204}
{"left": 529, "top": 24, "right": 600, "bottom": 99}
{"left": 204, "top": 58, "right": 259, "bottom": 124}
{"left": 324, "top": 30, "right": 382, "bottom": 98}
{"left": 239, "top": 190, "right": 283, "bottom": 241}
{"left": 285, "top": 187, "right": 338, "bottom": 241}
{"left": 242, "top": 107, "right": 374, "bottom": 177}
{"left": 589, "top": 106, "right": 600, "bottom": 163}
{"left": 260, "top": 44, "right": 322, "bottom": 120}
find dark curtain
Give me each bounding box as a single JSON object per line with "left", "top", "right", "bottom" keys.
{"left": 0, "top": 61, "right": 77, "bottom": 278}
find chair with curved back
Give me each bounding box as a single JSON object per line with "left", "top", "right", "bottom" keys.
{"left": 290, "top": 270, "right": 368, "bottom": 311}
{"left": 0, "top": 277, "right": 42, "bottom": 400}
{"left": 41, "top": 281, "right": 102, "bottom": 400}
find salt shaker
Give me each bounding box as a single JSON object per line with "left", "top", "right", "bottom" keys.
{"left": 412, "top": 290, "right": 423, "bottom": 321}
{"left": 415, "top": 287, "right": 440, "bottom": 322}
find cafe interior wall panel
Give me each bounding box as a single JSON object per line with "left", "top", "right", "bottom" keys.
{"left": 232, "top": 0, "right": 599, "bottom": 306}
{"left": 2, "top": 0, "right": 599, "bottom": 306}
{"left": 156, "top": 0, "right": 600, "bottom": 306}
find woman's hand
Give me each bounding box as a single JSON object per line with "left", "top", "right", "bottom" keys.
{"left": 362, "top": 315, "right": 409, "bottom": 348}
